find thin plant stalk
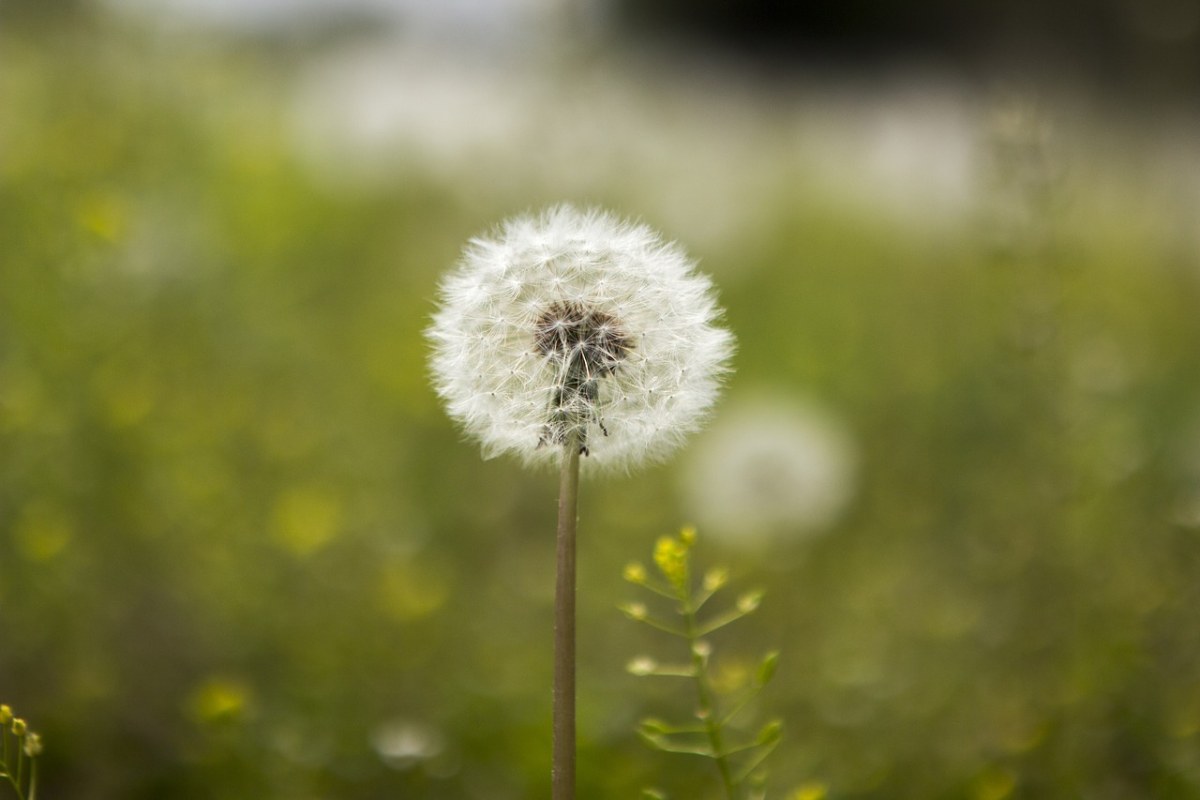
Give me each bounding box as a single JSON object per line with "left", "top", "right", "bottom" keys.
{"left": 680, "top": 589, "right": 736, "bottom": 798}
{"left": 553, "top": 429, "right": 582, "bottom": 800}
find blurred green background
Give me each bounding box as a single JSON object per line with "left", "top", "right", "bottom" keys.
{"left": 2, "top": 1, "right": 1200, "bottom": 798}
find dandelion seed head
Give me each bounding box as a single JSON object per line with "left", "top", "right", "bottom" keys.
{"left": 428, "top": 205, "right": 734, "bottom": 471}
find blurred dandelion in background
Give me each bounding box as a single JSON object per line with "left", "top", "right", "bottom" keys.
{"left": 370, "top": 718, "right": 446, "bottom": 771}
{"left": 682, "top": 396, "right": 857, "bottom": 548}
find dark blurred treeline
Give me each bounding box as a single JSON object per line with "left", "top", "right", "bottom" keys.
{"left": 6, "top": 0, "right": 1199, "bottom": 100}
{"left": 615, "top": 0, "right": 1200, "bottom": 99}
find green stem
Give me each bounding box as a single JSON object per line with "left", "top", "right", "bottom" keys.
{"left": 682, "top": 594, "right": 737, "bottom": 799}
{"left": 1, "top": 726, "right": 28, "bottom": 800}
{"left": 552, "top": 431, "right": 582, "bottom": 800}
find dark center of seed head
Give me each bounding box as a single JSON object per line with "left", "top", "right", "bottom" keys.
{"left": 534, "top": 301, "right": 631, "bottom": 376}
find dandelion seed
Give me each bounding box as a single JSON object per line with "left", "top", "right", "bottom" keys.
{"left": 427, "top": 205, "right": 734, "bottom": 471}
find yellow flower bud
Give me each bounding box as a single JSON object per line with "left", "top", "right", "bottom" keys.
{"left": 653, "top": 535, "right": 689, "bottom": 589}
{"left": 737, "top": 590, "right": 764, "bottom": 614}
{"left": 620, "top": 602, "right": 648, "bottom": 621}
{"left": 626, "top": 656, "right": 658, "bottom": 676}
{"left": 791, "top": 782, "right": 829, "bottom": 800}
{"left": 703, "top": 567, "right": 729, "bottom": 592}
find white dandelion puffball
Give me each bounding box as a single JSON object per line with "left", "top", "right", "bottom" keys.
{"left": 427, "top": 205, "right": 734, "bottom": 472}
{"left": 682, "top": 397, "right": 858, "bottom": 547}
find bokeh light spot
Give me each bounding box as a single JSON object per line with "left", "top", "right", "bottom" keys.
{"left": 376, "top": 561, "right": 449, "bottom": 621}
{"left": 270, "top": 486, "right": 343, "bottom": 557}
{"left": 15, "top": 499, "right": 73, "bottom": 562}
{"left": 189, "top": 677, "right": 251, "bottom": 723}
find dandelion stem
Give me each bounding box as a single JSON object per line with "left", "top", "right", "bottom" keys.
{"left": 553, "top": 430, "right": 582, "bottom": 800}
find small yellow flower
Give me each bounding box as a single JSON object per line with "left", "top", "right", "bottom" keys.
{"left": 23, "top": 732, "right": 42, "bottom": 757}
{"left": 190, "top": 677, "right": 250, "bottom": 723}
{"left": 621, "top": 602, "right": 648, "bottom": 621}
{"left": 791, "top": 782, "right": 829, "bottom": 800}
{"left": 0, "top": 705, "right": 11, "bottom": 725}
{"left": 703, "top": 567, "right": 729, "bottom": 592}
{"left": 653, "top": 534, "right": 689, "bottom": 589}
{"left": 623, "top": 562, "right": 647, "bottom": 583}
{"left": 627, "top": 656, "right": 658, "bottom": 676}
{"left": 737, "top": 590, "right": 764, "bottom": 614}
{"left": 12, "top": 718, "right": 27, "bottom": 736}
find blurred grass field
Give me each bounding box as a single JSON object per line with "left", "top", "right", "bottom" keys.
{"left": 3, "top": 5, "right": 1200, "bottom": 799}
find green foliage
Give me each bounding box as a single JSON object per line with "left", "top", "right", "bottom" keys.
{"left": 624, "top": 528, "right": 783, "bottom": 799}
{"left": 3, "top": 8, "right": 1200, "bottom": 800}
{"left": 0, "top": 705, "right": 41, "bottom": 800}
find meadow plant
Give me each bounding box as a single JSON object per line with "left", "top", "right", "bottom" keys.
{"left": 0, "top": 705, "right": 41, "bottom": 800}
{"left": 427, "top": 205, "right": 733, "bottom": 798}
{"left": 623, "top": 528, "right": 782, "bottom": 800}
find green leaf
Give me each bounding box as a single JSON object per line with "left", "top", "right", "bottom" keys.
{"left": 696, "top": 607, "right": 748, "bottom": 636}
{"left": 757, "top": 650, "right": 780, "bottom": 686}
{"left": 756, "top": 719, "right": 784, "bottom": 746}
{"left": 638, "top": 728, "right": 716, "bottom": 757}
{"left": 639, "top": 717, "right": 708, "bottom": 735}
{"left": 639, "top": 718, "right": 671, "bottom": 734}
